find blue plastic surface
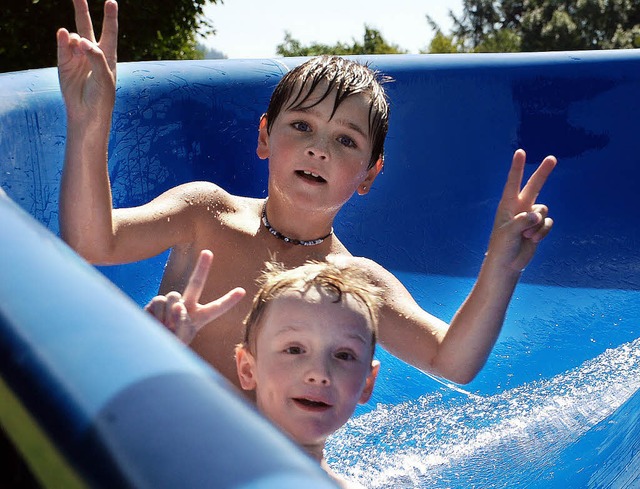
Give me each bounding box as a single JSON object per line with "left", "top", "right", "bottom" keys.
{"left": 1, "top": 50, "right": 639, "bottom": 487}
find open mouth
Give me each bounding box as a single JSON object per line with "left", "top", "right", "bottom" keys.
{"left": 296, "top": 170, "right": 326, "bottom": 184}
{"left": 293, "top": 398, "right": 331, "bottom": 410}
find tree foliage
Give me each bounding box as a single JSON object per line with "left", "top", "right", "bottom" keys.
{"left": 1, "top": 0, "right": 219, "bottom": 73}
{"left": 276, "top": 26, "right": 407, "bottom": 57}
{"left": 427, "top": 0, "right": 640, "bottom": 53}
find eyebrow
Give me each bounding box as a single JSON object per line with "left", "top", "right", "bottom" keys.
{"left": 272, "top": 324, "right": 370, "bottom": 344}
{"left": 345, "top": 332, "right": 369, "bottom": 344}
{"left": 288, "top": 106, "right": 369, "bottom": 140}
{"left": 271, "top": 324, "right": 304, "bottom": 338}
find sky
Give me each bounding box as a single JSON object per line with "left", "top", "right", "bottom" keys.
{"left": 201, "top": 0, "right": 463, "bottom": 59}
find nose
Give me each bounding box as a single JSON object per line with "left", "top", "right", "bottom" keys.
{"left": 305, "top": 357, "right": 331, "bottom": 386}
{"left": 306, "top": 136, "right": 329, "bottom": 160}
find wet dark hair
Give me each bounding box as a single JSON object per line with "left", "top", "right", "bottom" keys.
{"left": 264, "top": 55, "right": 391, "bottom": 169}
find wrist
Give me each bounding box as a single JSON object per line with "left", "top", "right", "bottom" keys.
{"left": 479, "top": 252, "right": 523, "bottom": 292}
{"left": 483, "top": 251, "right": 525, "bottom": 275}
{"left": 66, "top": 109, "right": 113, "bottom": 129}
{"left": 66, "top": 113, "right": 113, "bottom": 143}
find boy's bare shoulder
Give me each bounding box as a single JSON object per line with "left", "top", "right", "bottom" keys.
{"left": 330, "top": 254, "right": 390, "bottom": 282}
{"left": 169, "top": 180, "right": 235, "bottom": 207}
{"left": 168, "top": 181, "right": 263, "bottom": 239}
{"left": 168, "top": 181, "right": 259, "bottom": 216}
{"left": 330, "top": 254, "right": 415, "bottom": 305}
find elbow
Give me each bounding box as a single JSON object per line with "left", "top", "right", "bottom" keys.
{"left": 60, "top": 229, "right": 114, "bottom": 265}
{"left": 446, "top": 370, "right": 477, "bottom": 386}
{"left": 58, "top": 208, "right": 120, "bottom": 264}
{"left": 429, "top": 360, "right": 481, "bottom": 386}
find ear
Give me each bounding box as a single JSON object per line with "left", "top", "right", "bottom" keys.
{"left": 359, "top": 360, "right": 380, "bottom": 404}
{"left": 256, "top": 114, "right": 270, "bottom": 160}
{"left": 235, "top": 345, "right": 258, "bottom": 391}
{"left": 357, "top": 157, "right": 384, "bottom": 195}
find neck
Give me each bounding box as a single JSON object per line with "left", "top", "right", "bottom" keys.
{"left": 262, "top": 198, "right": 333, "bottom": 246}
{"left": 303, "top": 441, "right": 326, "bottom": 462}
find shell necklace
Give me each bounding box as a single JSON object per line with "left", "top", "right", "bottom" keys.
{"left": 261, "top": 200, "right": 333, "bottom": 246}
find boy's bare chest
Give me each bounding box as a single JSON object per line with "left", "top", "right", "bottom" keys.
{"left": 161, "top": 218, "right": 339, "bottom": 387}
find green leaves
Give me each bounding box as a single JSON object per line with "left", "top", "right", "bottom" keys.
{"left": 427, "top": 0, "right": 640, "bottom": 54}
{"left": 276, "top": 26, "right": 407, "bottom": 57}
{"left": 1, "top": 0, "right": 219, "bottom": 72}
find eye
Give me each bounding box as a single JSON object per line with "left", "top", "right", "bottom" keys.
{"left": 337, "top": 135, "right": 357, "bottom": 148}
{"left": 284, "top": 345, "right": 304, "bottom": 355}
{"left": 335, "top": 350, "right": 357, "bottom": 361}
{"left": 292, "top": 121, "right": 311, "bottom": 132}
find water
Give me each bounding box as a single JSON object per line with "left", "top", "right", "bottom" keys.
{"left": 327, "top": 338, "right": 640, "bottom": 488}
{"left": 322, "top": 273, "right": 640, "bottom": 488}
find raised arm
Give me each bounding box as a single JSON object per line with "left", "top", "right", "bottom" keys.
{"left": 368, "top": 149, "right": 556, "bottom": 385}
{"left": 436, "top": 149, "right": 556, "bottom": 383}
{"left": 58, "top": 0, "right": 119, "bottom": 259}
{"left": 57, "top": 0, "right": 202, "bottom": 265}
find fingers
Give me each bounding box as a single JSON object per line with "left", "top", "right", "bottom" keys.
{"left": 145, "top": 250, "right": 245, "bottom": 342}
{"left": 197, "top": 287, "right": 247, "bottom": 325}
{"left": 57, "top": 31, "right": 91, "bottom": 60}
{"left": 145, "top": 295, "right": 169, "bottom": 324}
{"left": 169, "top": 301, "right": 194, "bottom": 344}
{"left": 515, "top": 204, "right": 554, "bottom": 243}
{"left": 501, "top": 150, "right": 557, "bottom": 206}
{"left": 57, "top": 26, "right": 111, "bottom": 78}
{"left": 65, "top": 0, "right": 118, "bottom": 72}
{"left": 520, "top": 155, "right": 557, "bottom": 205}
{"left": 501, "top": 149, "right": 526, "bottom": 200}
{"left": 74, "top": 38, "right": 114, "bottom": 85}
{"left": 72, "top": 0, "right": 96, "bottom": 42}
{"left": 99, "top": 0, "right": 119, "bottom": 71}
{"left": 182, "top": 250, "right": 214, "bottom": 307}
{"left": 145, "top": 292, "right": 183, "bottom": 331}
{"left": 164, "top": 292, "right": 184, "bottom": 330}
{"left": 56, "top": 28, "right": 72, "bottom": 65}
{"left": 525, "top": 216, "right": 554, "bottom": 243}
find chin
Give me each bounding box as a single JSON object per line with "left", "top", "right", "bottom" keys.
{"left": 287, "top": 424, "right": 332, "bottom": 447}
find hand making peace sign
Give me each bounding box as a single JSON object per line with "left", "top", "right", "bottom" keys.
{"left": 486, "top": 149, "right": 557, "bottom": 274}
{"left": 57, "top": 0, "right": 119, "bottom": 122}
{"left": 145, "top": 250, "right": 246, "bottom": 345}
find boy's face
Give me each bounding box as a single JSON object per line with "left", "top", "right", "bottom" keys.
{"left": 236, "top": 286, "right": 378, "bottom": 453}
{"left": 257, "top": 84, "right": 383, "bottom": 213}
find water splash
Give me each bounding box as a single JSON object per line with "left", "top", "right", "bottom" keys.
{"left": 327, "top": 338, "right": 640, "bottom": 488}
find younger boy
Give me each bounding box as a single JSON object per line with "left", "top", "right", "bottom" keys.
{"left": 57, "top": 0, "right": 556, "bottom": 390}
{"left": 236, "top": 260, "right": 381, "bottom": 488}
{"left": 157, "top": 255, "right": 381, "bottom": 488}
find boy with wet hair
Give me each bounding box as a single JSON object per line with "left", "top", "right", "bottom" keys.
{"left": 57, "top": 0, "right": 556, "bottom": 390}
{"left": 264, "top": 54, "right": 390, "bottom": 170}
{"left": 234, "top": 259, "right": 382, "bottom": 488}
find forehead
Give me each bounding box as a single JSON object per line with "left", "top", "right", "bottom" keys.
{"left": 259, "top": 287, "right": 374, "bottom": 339}
{"left": 284, "top": 81, "right": 373, "bottom": 123}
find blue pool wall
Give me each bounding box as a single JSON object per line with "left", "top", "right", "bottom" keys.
{"left": 2, "top": 51, "right": 639, "bottom": 295}
{"left": 1, "top": 50, "right": 640, "bottom": 487}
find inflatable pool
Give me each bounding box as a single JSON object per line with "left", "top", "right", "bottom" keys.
{"left": 1, "top": 50, "right": 639, "bottom": 487}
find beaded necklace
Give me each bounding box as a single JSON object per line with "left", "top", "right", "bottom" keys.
{"left": 261, "top": 201, "right": 333, "bottom": 246}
